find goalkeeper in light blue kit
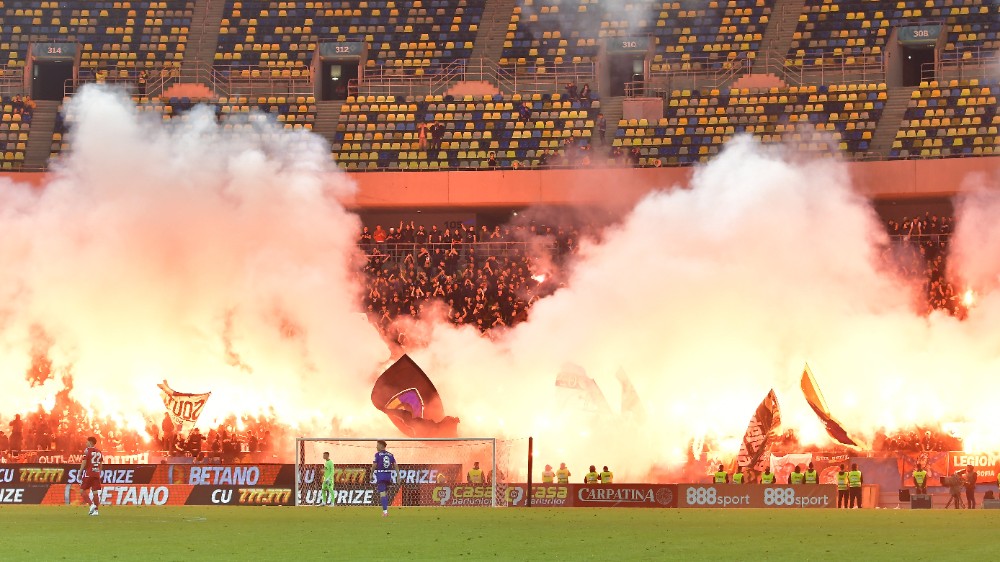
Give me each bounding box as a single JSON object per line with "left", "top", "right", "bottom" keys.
{"left": 373, "top": 440, "right": 398, "bottom": 517}
{"left": 321, "top": 452, "right": 335, "bottom": 506}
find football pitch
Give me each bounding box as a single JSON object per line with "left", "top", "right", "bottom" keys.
{"left": 1, "top": 506, "right": 996, "bottom": 560}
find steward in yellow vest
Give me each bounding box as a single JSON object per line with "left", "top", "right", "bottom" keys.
{"left": 913, "top": 464, "right": 928, "bottom": 494}
{"left": 836, "top": 464, "right": 850, "bottom": 508}
{"left": 556, "top": 463, "right": 571, "bottom": 484}
{"left": 599, "top": 466, "right": 613, "bottom": 483}
{"left": 541, "top": 464, "right": 555, "bottom": 483}
{"left": 789, "top": 465, "right": 804, "bottom": 484}
{"left": 804, "top": 462, "right": 819, "bottom": 484}
{"left": 713, "top": 464, "right": 728, "bottom": 483}
{"left": 467, "top": 461, "right": 484, "bottom": 484}
{"left": 847, "top": 463, "right": 863, "bottom": 508}
{"left": 585, "top": 465, "right": 599, "bottom": 484}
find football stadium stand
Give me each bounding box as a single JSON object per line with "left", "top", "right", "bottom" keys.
{"left": 2, "top": 0, "right": 995, "bottom": 171}
{"left": 788, "top": 0, "right": 1000, "bottom": 66}
{"left": 615, "top": 82, "right": 886, "bottom": 165}
{"left": 0, "top": 0, "right": 194, "bottom": 71}
{"left": 0, "top": 95, "right": 31, "bottom": 169}
{"left": 333, "top": 92, "right": 598, "bottom": 170}
{"left": 214, "top": 0, "right": 486, "bottom": 74}
{"left": 501, "top": 0, "right": 774, "bottom": 71}
{"left": 891, "top": 79, "right": 999, "bottom": 158}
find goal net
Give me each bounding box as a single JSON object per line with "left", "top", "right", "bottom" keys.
{"left": 295, "top": 437, "right": 518, "bottom": 507}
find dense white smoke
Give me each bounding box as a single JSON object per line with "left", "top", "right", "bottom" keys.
{"left": 0, "top": 87, "right": 389, "bottom": 432}
{"left": 410, "top": 139, "right": 1000, "bottom": 479}
{"left": 3, "top": 87, "right": 1000, "bottom": 482}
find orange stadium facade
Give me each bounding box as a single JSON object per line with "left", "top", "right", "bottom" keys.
{"left": 4, "top": 154, "right": 999, "bottom": 209}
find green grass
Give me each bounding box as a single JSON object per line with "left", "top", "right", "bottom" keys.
{"left": 1, "top": 506, "right": 997, "bottom": 560}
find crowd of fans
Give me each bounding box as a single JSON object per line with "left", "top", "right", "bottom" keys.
{"left": 0, "top": 210, "right": 969, "bottom": 461}
{"left": 360, "top": 220, "right": 579, "bottom": 341}
{"left": 150, "top": 413, "right": 284, "bottom": 464}
{"left": 883, "top": 212, "right": 961, "bottom": 316}
{"left": 9, "top": 95, "right": 35, "bottom": 124}
{"left": 0, "top": 374, "right": 287, "bottom": 463}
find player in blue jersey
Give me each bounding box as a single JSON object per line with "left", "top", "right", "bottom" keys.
{"left": 373, "top": 440, "right": 398, "bottom": 517}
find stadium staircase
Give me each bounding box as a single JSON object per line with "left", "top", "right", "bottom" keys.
{"left": 313, "top": 101, "right": 343, "bottom": 149}
{"left": 23, "top": 101, "right": 59, "bottom": 171}
{"left": 179, "top": 0, "right": 228, "bottom": 79}
{"left": 751, "top": 0, "right": 808, "bottom": 74}
{"left": 601, "top": 95, "right": 624, "bottom": 138}
{"left": 468, "top": 0, "right": 518, "bottom": 63}
{"left": 869, "top": 86, "right": 918, "bottom": 158}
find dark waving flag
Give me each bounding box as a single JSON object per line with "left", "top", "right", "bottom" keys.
{"left": 736, "top": 389, "right": 781, "bottom": 477}
{"left": 371, "top": 354, "right": 459, "bottom": 438}
{"left": 616, "top": 368, "right": 647, "bottom": 421}
{"left": 554, "top": 363, "right": 613, "bottom": 416}
{"left": 801, "top": 364, "right": 859, "bottom": 447}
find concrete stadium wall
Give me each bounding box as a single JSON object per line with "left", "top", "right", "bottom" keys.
{"left": 3, "top": 157, "right": 997, "bottom": 209}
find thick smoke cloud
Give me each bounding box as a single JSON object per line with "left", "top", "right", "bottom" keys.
{"left": 410, "top": 139, "right": 1000, "bottom": 479}
{"left": 0, "top": 87, "right": 388, "bottom": 431}
{"left": 3, "top": 88, "right": 999, "bottom": 482}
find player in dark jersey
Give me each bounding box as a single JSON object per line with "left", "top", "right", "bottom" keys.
{"left": 373, "top": 440, "right": 398, "bottom": 517}
{"left": 79, "top": 436, "right": 103, "bottom": 516}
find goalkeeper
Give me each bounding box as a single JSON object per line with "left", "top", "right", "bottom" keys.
{"left": 321, "top": 452, "right": 336, "bottom": 506}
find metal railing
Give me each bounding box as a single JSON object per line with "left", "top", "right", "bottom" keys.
{"left": 211, "top": 64, "right": 314, "bottom": 97}
{"left": 623, "top": 80, "right": 669, "bottom": 99}
{"left": 63, "top": 64, "right": 314, "bottom": 100}
{"left": 923, "top": 49, "right": 1000, "bottom": 84}
{"left": 889, "top": 233, "right": 950, "bottom": 245}
{"left": 795, "top": 56, "right": 886, "bottom": 86}
{"left": 360, "top": 241, "right": 557, "bottom": 263}
{"left": 354, "top": 58, "right": 597, "bottom": 98}
{"left": 0, "top": 65, "right": 25, "bottom": 96}
{"left": 646, "top": 56, "right": 753, "bottom": 93}
{"left": 748, "top": 49, "right": 805, "bottom": 86}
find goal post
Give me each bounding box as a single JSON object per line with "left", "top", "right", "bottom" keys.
{"left": 295, "top": 437, "right": 518, "bottom": 507}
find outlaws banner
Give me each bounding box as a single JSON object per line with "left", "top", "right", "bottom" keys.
{"left": 677, "top": 484, "right": 836, "bottom": 508}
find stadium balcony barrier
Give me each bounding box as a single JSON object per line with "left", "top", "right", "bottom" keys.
{"left": 354, "top": 58, "right": 597, "bottom": 98}
{"left": 645, "top": 56, "right": 753, "bottom": 96}
{"left": 64, "top": 65, "right": 315, "bottom": 99}
{"left": 922, "top": 49, "right": 1000, "bottom": 84}
{"left": 888, "top": 233, "right": 951, "bottom": 245}
{"left": 642, "top": 48, "right": 885, "bottom": 97}
{"left": 0, "top": 65, "right": 26, "bottom": 97}
{"left": 360, "top": 241, "right": 557, "bottom": 265}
